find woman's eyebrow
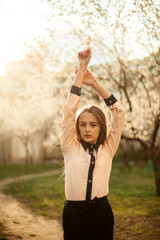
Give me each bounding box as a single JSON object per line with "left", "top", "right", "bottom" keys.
{"left": 79, "top": 121, "right": 98, "bottom": 123}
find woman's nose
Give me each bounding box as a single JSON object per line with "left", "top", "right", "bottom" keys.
{"left": 86, "top": 124, "right": 90, "bottom": 131}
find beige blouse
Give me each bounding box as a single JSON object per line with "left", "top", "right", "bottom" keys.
{"left": 60, "top": 92, "right": 125, "bottom": 201}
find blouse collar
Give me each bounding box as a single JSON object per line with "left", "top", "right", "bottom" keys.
{"left": 80, "top": 140, "right": 99, "bottom": 152}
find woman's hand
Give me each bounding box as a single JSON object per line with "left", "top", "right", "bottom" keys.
{"left": 78, "top": 48, "right": 92, "bottom": 67}
{"left": 83, "top": 70, "right": 97, "bottom": 87}
{"left": 73, "top": 49, "right": 92, "bottom": 88}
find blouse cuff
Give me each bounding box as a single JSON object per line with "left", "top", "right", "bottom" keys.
{"left": 104, "top": 94, "right": 117, "bottom": 106}
{"left": 70, "top": 85, "right": 81, "bottom": 96}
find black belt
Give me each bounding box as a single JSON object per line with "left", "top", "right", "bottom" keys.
{"left": 65, "top": 195, "right": 108, "bottom": 207}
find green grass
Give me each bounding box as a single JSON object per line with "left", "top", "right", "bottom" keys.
{"left": 2, "top": 160, "right": 160, "bottom": 240}
{"left": 109, "top": 161, "right": 160, "bottom": 239}
{"left": 0, "top": 161, "right": 61, "bottom": 180}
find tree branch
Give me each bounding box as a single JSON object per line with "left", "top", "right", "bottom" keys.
{"left": 121, "top": 134, "right": 148, "bottom": 150}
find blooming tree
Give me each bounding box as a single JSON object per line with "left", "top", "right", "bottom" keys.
{"left": 43, "top": 0, "right": 160, "bottom": 195}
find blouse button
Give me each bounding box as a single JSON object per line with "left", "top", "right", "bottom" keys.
{"left": 88, "top": 180, "right": 92, "bottom": 183}
{"left": 89, "top": 151, "right": 93, "bottom": 155}
{"left": 91, "top": 161, "right": 94, "bottom": 165}
{"left": 90, "top": 145, "right": 94, "bottom": 148}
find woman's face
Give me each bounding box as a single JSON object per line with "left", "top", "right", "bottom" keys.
{"left": 79, "top": 111, "right": 100, "bottom": 144}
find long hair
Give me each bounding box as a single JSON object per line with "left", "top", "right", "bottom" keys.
{"left": 75, "top": 105, "right": 107, "bottom": 145}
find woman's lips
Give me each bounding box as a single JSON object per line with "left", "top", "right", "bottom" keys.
{"left": 85, "top": 135, "right": 92, "bottom": 138}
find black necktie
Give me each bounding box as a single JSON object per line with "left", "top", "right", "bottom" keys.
{"left": 85, "top": 144, "right": 96, "bottom": 201}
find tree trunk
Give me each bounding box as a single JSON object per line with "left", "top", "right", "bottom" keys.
{"left": 151, "top": 150, "right": 160, "bottom": 197}
{"left": 30, "top": 140, "right": 35, "bottom": 163}
{"left": 42, "top": 157, "right": 46, "bottom": 168}
{"left": 1, "top": 139, "right": 6, "bottom": 169}
{"left": 25, "top": 155, "right": 29, "bottom": 174}
{"left": 23, "top": 138, "right": 30, "bottom": 174}
{"left": 119, "top": 143, "right": 130, "bottom": 168}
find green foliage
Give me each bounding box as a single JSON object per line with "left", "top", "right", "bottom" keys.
{"left": 0, "top": 162, "right": 61, "bottom": 180}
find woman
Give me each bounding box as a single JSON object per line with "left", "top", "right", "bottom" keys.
{"left": 60, "top": 48, "right": 125, "bottom": 240}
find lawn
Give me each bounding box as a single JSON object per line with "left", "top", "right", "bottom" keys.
{"left": 0, "top": 161, "right": 61, "bottom": 180}
{"left": 2, "top": 160, "right": 160, "bottom": 240}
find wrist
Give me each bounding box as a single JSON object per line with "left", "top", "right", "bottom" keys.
{"left": 91, "top": 79, "right": 99, "bottom": 89}
{"left": 78, "top": 63, "right": 88, "bottom": 71}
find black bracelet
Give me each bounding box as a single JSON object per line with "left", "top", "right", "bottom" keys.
{"left": 70, "top": 85, "right": 81, "bottom": 96}
{"left": 104, "top": 94, "right": 117, "bottom": 106}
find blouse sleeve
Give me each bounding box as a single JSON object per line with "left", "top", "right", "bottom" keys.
{"left": 60, "top": 86, "right": 81, "bottom": 153}
{"left": 104, "top": 95, "right": 125, "bottom": 157}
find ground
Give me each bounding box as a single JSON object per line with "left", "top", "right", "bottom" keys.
{"left": 0, "top": 167, "right": 160, "bottom": 240}
{"left": 0, "top": 171, "right": 63, "bottom": 240}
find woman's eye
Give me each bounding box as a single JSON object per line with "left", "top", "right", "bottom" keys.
{"left": 91, "top": 124, "right": 96, "bottom": 127}
{"left": 80, "top": 124, "right": 86, "bottom": 127}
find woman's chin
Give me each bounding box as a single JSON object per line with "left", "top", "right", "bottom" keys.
{"left": 82, "top": 138, "right": 96, "bottom": 144}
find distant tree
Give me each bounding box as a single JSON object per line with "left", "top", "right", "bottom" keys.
{"left": 104, "top": 52, "right": 160, "bottom": 196}
{"left": 0, "top": 100, "right": 12, "bottom": 168}
{"left": 106, "top": 0, "right": 160, "bottom": 196}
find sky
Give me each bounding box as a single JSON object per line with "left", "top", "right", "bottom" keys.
{"left": 0, "top": 0, "right": 52, "bottom": 76}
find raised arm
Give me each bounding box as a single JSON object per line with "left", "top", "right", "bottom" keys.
{"left": 73, "top": 48, "right": 92, "bottom": 88}
{"left": 60, "top": 49, "right": 92, "bottom": 153}
{"left": 83, "top": 70, "right": 125, "bottom": 156}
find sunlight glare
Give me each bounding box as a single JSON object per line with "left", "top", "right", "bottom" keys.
{"left": 0, "top": 0, "right": 51, "bottom": 76}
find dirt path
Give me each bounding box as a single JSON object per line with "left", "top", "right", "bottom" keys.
{"left": 0, "top": 170, "right": 63, "bottom": 240}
